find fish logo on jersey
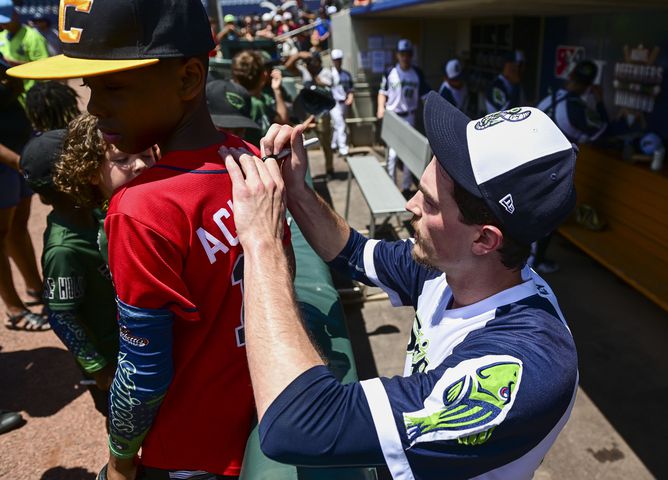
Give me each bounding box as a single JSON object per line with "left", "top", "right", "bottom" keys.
{"left": 403, "top": 355, "right": 523, "bottom": 446}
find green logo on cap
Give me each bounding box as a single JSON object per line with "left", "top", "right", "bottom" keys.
{"left": 226, "top": 92, "right": 245, "bottom": 111}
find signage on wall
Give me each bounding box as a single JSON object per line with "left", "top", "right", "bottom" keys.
{"left": 613, "top": 44, "right": 662, "bottom": 117}
{"left": 555, "top": 45, "right": 585, "bottom": 79}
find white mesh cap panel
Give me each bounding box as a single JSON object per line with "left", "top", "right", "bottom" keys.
{"left": 466, "top": 108, "right": 573, "bottom": 185}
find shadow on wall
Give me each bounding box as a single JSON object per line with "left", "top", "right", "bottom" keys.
{"left": 0, "top": 346, "right": 87, "bottom": 417}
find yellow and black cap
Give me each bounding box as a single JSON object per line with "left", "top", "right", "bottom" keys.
{"left": 8, "top": 0, "right": 214, "bottom": 80}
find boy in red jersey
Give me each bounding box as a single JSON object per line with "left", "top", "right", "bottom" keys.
{"left": 9, "top": 1, "right": 278, "bottom": 479}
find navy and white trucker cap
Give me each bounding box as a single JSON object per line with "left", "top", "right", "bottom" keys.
{"left": 423, "top": 91, "right": 577, "bottom": 245}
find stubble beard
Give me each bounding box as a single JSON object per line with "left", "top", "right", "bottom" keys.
{"left": 410, "top": 217, "right": 439, "bottom": 271}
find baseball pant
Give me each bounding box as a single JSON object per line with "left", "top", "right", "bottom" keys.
{"left": 315, "top": 113, "right": 334, "bottom": 174}
{"left": 386, "top": 112, "right": 415, "bottom": 191}
{"left": 330, "top": 101, "right": 349, "bottom": 156}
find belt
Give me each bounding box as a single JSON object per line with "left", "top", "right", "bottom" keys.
{"left": 395, "top": 110, "right": 416, "bottom": 117}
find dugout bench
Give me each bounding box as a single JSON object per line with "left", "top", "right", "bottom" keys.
{"left": 344, "top": 110, "right": 432, "bottom": 238}
{"left": 239, "top": 170, "right": 377, "bottom": 480}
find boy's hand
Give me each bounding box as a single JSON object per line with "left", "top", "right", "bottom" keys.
{"left": 222, "top": 147, "right": 285, "bottom": 249}
{"left": 260, "top": 124, "right": 308, "bottom": 193}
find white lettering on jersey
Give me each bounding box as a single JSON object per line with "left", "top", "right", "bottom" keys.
{"left": 197, "top": 200, "right": 239, "bottom": 265}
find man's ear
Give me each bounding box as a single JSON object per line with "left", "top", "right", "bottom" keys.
{"left": 179, "top": 57, "right": 206, "bottom": 102}
{"left": 471, "top": 224, "right": 504, "bottom": 257}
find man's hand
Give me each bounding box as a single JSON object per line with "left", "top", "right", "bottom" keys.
{"left": 105, "top": 456, "right": 137, "bottom": 480}
{"left": 376, "top": 105, "right": 385, "bottom": 119}
{"left": 222, "top": 147, "right": 286, "bottom": 249}
{"left": 92, "top": 364, "right": 116, "bottom": 391}
{"left": 261, "top": 124, "right": 309, "bottom": 194}
{"left": 345, "top": 93, "right": 354, "bottom": 107}
{"left": 270, "top": 69, "right": 283, "bottom": 92}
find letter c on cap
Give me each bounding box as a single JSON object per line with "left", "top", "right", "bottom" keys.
{"left": 59, "top": 0, "right": 94, "bottom": 44}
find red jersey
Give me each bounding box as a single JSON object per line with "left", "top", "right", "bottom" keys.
{"left": 106, "top": 136, "right": 259, "bottom": 475}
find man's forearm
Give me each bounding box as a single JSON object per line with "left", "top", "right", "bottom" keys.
{"left": 286, "top": 184, "right": 350, "bottom": 262}
{"left": 245, "top": 239, "right": 324, "bottom": 420}
{"left": 273, "top": 89, "right": 289, "bottom": 124}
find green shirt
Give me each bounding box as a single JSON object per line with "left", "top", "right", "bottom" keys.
{"left": 42, "top": 211, "right": 118, "bottom": 371}
{"left": 0, "top": 25, "right": 49, "bottom": 105}
{"left": 247, "top": 92, "right": 278, "bottom": 146}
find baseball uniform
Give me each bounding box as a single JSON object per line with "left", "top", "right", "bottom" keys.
{"left": 380, "top": 63, "right": 431, "bottom": 190}
{"left": 536, "top": 88, "right": 608, "bottom": 143}
{"left": 259, "top": 230, "right": 578, "bottom": 480}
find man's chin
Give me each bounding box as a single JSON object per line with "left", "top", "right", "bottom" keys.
{"left": 411, "top": 246, "right": 439, "bottom": 271}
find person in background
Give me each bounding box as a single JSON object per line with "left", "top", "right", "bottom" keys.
{"left": 282, "top": 12, "right": 296, "bottom": 32}
{"left": 256, "top": 13, "right": 276, "bottom": 40}
{"left": 20, "top": 128, "right": 131, "bottom": 422}
{"left": 240, "top": 15, "right": 256, "bottom": 41}
{"left": 485, "top": 50, "right": 524, "bottom": 114}
{"left": 439, "top": 58, "right": 468, "bottom": 112}
{"left": 206, "top": 79, "right": 261, "bottom": 139}
{"left": 0, "top": 1, "right": 48, "bottom": 105}
{"left": 0, "top": 59, "right": 45, "bottom": 331}
{"left": 30, "top": 12, "right": 61, "bottom": 56}
{"left": 531, "top": 59, "right": 609, "bottom": 274}
{"left": 536, "top": 60, "right": 608, "bottom": 144}
{"left": 217, "top": 14, "right": 239, "bottom": 42}
{"left": 329, "top": 49, "right": 354, "bottom": 157}
{"left": 311, "top": 8, "right": 331, "bottom": 51}
{"left": 25, "top": 81, "right": 79, "bottom": 132}
{"left": 232, "top": 50, "right": 289, "bottom": 146}
{"left": 377, "top": 39, "right": 431, "bottom": 196}
{"left": 286, "top": 50, "right": 335, "bottom": 177}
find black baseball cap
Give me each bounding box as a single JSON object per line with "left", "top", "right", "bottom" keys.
{"left": 8, "top": 0, "right": 214, "bottom": 80}
{"left": 423, "top": 91, "right": 577, "bottom": 245}
{"left": 206, "top": 80, "right": 259, "bottom": 131}
{"left": 293, "top": 84, "right": 336, "bottom": 121}
{"left": 570, "top": 60, "right": 598, "bottom": 86}
{"left": 20, "top": 130, "right": 67, "bottom": 194}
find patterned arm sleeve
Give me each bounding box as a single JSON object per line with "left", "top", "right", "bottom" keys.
{"left": 49, "top": 310, "right": 108, "bottom": 373}
{"left": 108, "top": 300, "right": 174, "bottom": 459}
{"left": 328, "top": 229, "right": 435, "bottom": 307}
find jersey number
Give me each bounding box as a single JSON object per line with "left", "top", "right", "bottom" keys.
{"left": 232, "top": 254, "right": 245, "bottom": 347}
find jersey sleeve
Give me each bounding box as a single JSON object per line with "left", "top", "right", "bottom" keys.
{"left": 105, "top": 212, "right": 197, "bottom": 317}
{"left": 379, "top": 71, "right": 390, "bottom": 96}
{"left": 486, "top": 82, "right": 508, "bottom": 113}
{"left": 259, "top": 315, "right": 577, "bottom": 478}
{"left": 328, "top": 229, "right": 435, "bottom": 308}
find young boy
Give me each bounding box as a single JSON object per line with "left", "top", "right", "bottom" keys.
{"left": 9, "top": 1, "right": 274, "bottom": 478}
{"left": 20, "top": 129, "right": 118, "bottom": 417}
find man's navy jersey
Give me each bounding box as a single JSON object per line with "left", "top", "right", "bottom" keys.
{"left": 379, "top": 64, "right": 431, "bottom": 114}
{"left": 485, "top": 74, "right": 521, "bottom": 114}
{"left": 536, "top": 88, "right": 608, "bottom": 143}
{"left": 259, "top": 230, "right": 578, "bottom": 480}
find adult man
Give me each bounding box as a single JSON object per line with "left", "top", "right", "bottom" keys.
{"left": 532, "top": 60, "right": 608, "bottom": 274}
{"left": 329, "top": 48, "right": 354, "bottom": 157}
{"left": 0, "top": 1, "right": 48, "bottom": 104}
{"left": 378, "top": 39, "right": 430, "bottom": 195}
{"left": 536, "top": 60, "right": 608, "bottom": 144}
{"left": 438, "top": 58, "right": 468, "bottom": 112}
{"left": 485, "top": 50, "right": 524, "bottom": 114}
{"left": 286, "top": 50, "right": 335, "bottom": 176}
{"left": 222, "top": 92, "right": 579, "bottom": 479}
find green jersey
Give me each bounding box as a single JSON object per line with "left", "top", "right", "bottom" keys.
{"left": 42, "top": 211, "right": 118, "bottom": 372}
{"left": 0, "top": 25, "right": 49, "bottom": 105}
{"left": 246, "top": 92, "right": 278, "bottom": 146}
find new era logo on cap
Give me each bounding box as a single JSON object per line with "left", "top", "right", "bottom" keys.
{"left": 423, "top": 92, "right": 578, "bottom": 245}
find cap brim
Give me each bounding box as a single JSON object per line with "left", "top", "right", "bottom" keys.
{"left": 423, "top": 91, "right": 479, "bottom": 197}
{"left": 211, "top": 114, "right": 260, "bottom": 130}
{"left": 0, "top": 14, "right": 11, "bottom": 23}
{"left": 7, "top": 55, "right": 159, "bottom": 80}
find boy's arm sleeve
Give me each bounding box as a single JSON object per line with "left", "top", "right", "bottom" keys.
{"left": 49, "top": 310, "right": 108, "bottom": 372}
